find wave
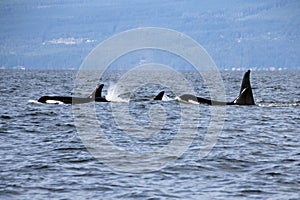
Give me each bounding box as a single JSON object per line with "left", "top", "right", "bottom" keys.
{"left": 257, "top": 102, "right": 300, "bottom": 107}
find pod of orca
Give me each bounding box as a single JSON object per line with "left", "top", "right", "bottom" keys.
{"left": 38, "top": 70, "right": 255, "bottom": 106}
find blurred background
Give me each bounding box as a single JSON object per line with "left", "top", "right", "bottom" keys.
{"left": 0, "top": 0, "right": 299, "bottom": 70}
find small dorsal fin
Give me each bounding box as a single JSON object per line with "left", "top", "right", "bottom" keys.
{"left": 154, "top": 91, "right": 165, "bottom": 100}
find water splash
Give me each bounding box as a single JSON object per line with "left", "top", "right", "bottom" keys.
{"left": 162, "top": 94, "right": 175, "bottom": 102}
{"left": 105, "top": 83, "right": 129, "bottom": 103}
{"left": 28, "top": 99, "right": 43, "bottom": 104}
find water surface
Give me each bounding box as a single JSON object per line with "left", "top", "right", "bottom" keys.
{"left": 0, "top": 70, "right": 299, "bottom": 199}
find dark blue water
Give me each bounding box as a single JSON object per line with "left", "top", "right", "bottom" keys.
{"left": 1, "top": 70, "right": 300, "bottom": 199}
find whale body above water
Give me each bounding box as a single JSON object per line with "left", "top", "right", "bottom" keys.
{"left": 154, "top": 70, "right": 255, "bottom": 106}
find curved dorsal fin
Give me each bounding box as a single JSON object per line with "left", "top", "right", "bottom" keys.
{"left": 95, "top": 84, "right": 104, "bottom": 98}
{"left": 89, "top": 84, "right": 104, "bottom": 98}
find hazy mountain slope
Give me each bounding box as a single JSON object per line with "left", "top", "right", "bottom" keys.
{"left": 0, "top": 0, "right": 299, "bottom": 69}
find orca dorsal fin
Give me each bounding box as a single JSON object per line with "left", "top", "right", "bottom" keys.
{"left": 89, "top": 84, "right": 104, "bottom": 98}
{"left": 154, "top": 91, "right": 165, "bottom": 100}
{"left": 233, "top": 70, "right": 255, "bottom": 105}
{"left": 95, "top": 84, "right": 104, "bottom": 98}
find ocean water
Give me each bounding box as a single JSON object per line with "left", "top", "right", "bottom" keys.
{"left": 1, "top": 69, "right": 300, "bottom": 199}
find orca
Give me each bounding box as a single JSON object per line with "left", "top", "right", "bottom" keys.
{"left": 156, "top": 70, "right": 255, "bottom": 105}
{"left": 38, "top": 84, "right": 109, "bottom": 104}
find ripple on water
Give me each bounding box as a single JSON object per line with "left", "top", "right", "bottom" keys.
{"left": 1, "top": 70, "right": 300, "bottom": 199}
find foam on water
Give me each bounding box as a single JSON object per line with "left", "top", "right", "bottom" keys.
{"left": 28, "top": 99, "right": 41, "bottom": 104}
{"left": 258, "top": 102, "right": 300, "bottom": 107}
{"left": 161, "top": 94, "right": 174, "bottom": 101}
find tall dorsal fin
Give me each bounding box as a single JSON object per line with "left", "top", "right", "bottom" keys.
{"left": 234, "top": 70, "right": 255, "bottom": 105}
{"left": 154, "top": 91, "right": 165, "bottom": 100}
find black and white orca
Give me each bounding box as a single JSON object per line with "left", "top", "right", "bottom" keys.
{"left": 155, "top": 70, "right": 255, "bottom": 105}
{"left": 38, "top": 84, "right": 109, "bottom": 104}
